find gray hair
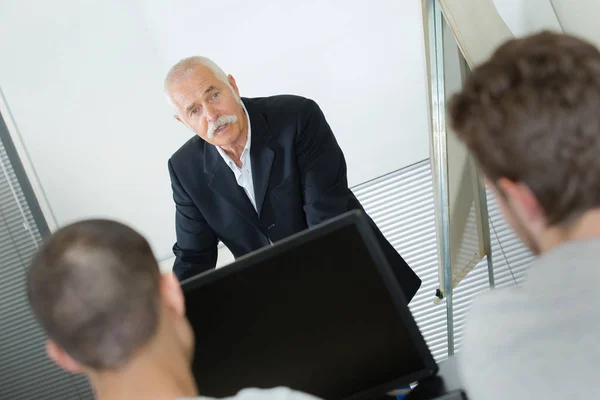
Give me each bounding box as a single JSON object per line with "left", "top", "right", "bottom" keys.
{"left": 164, "top": 56, "right": 236, "bottom": 110}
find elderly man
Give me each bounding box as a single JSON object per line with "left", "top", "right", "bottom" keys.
{"left": 27, "top": 219, "right": 320, "bottom": 400}
{"left": 450, "top": 31, "right": 600, "bottom": 399}
{"left": 165, "top": 56, "right": 421, "bottom": 302}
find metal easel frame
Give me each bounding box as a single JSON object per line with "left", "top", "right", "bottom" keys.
{"left": 427, "top": 0, "right": 495, "bottom": 357}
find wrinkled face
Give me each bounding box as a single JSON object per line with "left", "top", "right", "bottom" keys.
{"left": 168, "top": 65, "right": 246, "bottom": 147}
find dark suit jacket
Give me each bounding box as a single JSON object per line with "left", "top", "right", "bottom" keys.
{"left": 168, "top": 95, "right": 422, "bottom": 302}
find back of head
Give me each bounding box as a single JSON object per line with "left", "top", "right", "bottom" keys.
{"left": 27, "top": 219, "right": 161, "bottom": 370}
{"left": 449, "top": 31, "right": 600, "bottom": 226}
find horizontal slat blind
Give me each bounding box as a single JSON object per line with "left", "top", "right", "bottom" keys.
{"left": 352, "top": 159, "right": 535, "bottom": 360}
{"left": 0, "top": 122, "right": 93, "bottom": 399}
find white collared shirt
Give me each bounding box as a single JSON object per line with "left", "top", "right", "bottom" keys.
{"left": 215, "top": 101, "right": 257, "bottom": 212}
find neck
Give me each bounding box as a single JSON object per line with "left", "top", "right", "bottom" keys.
{"left": 90, "top": 344, "right": 197, "bottom": 400}
{"left": 219, "top": 104, "right": 248, "bottom": 166}
{"left": 538, "top": 208, "right": 600, "bottom": 254}
{"left": 219, "top": 131, "right": 247, "bottom": 166}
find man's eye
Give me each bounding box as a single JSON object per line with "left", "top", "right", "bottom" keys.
{"left": 212, "top": 92, "right": 219, "bottom": 99}
{"left": 191, "top": 109, "right": 198, "bottom": 115}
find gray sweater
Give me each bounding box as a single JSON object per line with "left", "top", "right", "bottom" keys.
{"left": 459, "top": 238, "right": 600, "bottom": 399}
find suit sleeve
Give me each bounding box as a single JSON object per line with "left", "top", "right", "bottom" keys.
{"left": 168, "top": 159, "right": 218, "bottom": 281}
{"left": 296, "top": 99, "right": 350, "bottom": 227}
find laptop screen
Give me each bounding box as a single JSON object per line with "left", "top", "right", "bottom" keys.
{"left": 183, "top": 213, "right": 435, "bottom": 399}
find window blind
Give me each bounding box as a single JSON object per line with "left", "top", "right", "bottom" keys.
{"left": 0, "top": 114, "right": 93, "bottom": 399}
{"left": 353, "top": 159, "right": 535, "bottom": 359}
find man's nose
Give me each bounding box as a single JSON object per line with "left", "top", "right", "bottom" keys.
{"left": 205, "top": 104, "right": 219, "bottom": 122}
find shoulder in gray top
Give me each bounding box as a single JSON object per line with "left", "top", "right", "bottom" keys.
{"left": 459, "top": 238, "right": 600, "bottom": 400}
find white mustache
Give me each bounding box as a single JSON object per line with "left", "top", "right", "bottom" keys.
{"left": 207, "top": 115, "right": 238, "bottom": 139}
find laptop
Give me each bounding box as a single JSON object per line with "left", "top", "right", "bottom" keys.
{"left": 182, "top": 210, "right": 438, "bottom": 400}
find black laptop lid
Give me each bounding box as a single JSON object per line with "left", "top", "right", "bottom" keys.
{"left": 182, "top": 211, "right": 437, "bottom": 399}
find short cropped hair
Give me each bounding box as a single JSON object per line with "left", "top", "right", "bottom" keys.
{"left": 164, "top": 56, "right": 236, "bottom": 108}
{"left": 449, "top": 31, "right": 600, "bottom": 225}
{"left": 164, "top": 56, "right": 228, "bottom": 91}
{"left": 27, "top": 220, "right": 161, "bottom": 369}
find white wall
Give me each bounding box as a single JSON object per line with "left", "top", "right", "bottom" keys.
{"left": 491, "top": 0, "right": 562, "bottom": 36}
{"left": 493, "top": 0, "right": 600, "bottom": 51}
{"left": 0, "top": 0, "right": 430, "bottom": 266}
{"left": 550, "top": 0, "right": 600, "bottom": 48}
{"left": 0, "top": 1, "right": 179, "bottom": 262}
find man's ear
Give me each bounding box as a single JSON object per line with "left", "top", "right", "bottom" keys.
{"left": 497, "top": 178, "right": 541, "bottom": 220}
{"left": 228, "top": 74, "right": 241, "bottom": 98}
{"left": 160, "top": 272, "right": 186, "bottom": 316}
{"left": 46, "top": 340, "right": 84, "bottom": 374}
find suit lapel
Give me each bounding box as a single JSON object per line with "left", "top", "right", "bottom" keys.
{"left": 245, "top": 99, "right": 275, "bottom": 217}
{"left": 203, "top": 143, "right": 259, "bottom": 228}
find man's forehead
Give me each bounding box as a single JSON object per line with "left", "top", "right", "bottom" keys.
{"left": 169, "top": 85, "right": 202, "bottom": 109}
{"left": 169, "top": 85, "right": 216, "bottom": 112}
{"left": 168, "top": 66, "right": 221, "bottom": 107}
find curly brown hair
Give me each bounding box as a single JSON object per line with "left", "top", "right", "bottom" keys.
{"left": 449, "top": 31, "right": 600, "bottom": 226}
